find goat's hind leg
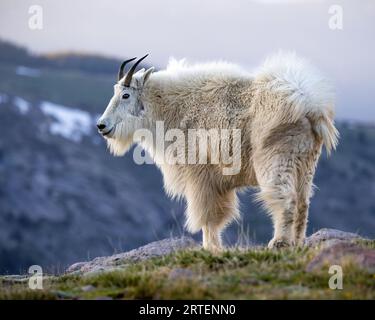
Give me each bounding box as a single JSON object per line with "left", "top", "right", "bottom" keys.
{"left": 256, "top": 156, "right": 298, "bottom": 249}
{"left": 294, "top": 186, "right": 310, "bottom": 246}
{"left": 294, "top": 150, "right": 319, "bottom": 246}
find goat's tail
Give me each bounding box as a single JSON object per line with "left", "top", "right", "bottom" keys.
{"left": 254, "top": 51, "right": 339, "bottom": 154}
{"left": 309, "top": 112, "right": 339, "bottom": 155}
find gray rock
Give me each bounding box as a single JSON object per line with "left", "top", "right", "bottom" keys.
{"left": 1, "top": 275, "right": 56, "bottom": 285}
{"left": 305, "top": 228, "right": 364, "bottom": 247}
{"left": 306, "top": 242, "right": 375, "bottom": 273}
{"left": 66, "top": 262, "right": 87, "bottom": 274}
{"left": 52, "top": 290, "right": 77, "bottom": 299}
{"left": 82, "top": 266, "right": 124, "bottom": 278}
{"left": 0, "top": 275, "right": 29, "bottom": 283}
{"left": 81, "top": 285, "right": 95, "bottom": 292}
{"left": 66, "top": 236, "right": 198, "bottom": 274}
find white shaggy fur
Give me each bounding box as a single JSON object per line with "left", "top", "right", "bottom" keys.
{"left": 253, "top": 52, "right": 338, "bottom": 154}
{"left": 98, "top": 52, "right": 338, "bottom": 251}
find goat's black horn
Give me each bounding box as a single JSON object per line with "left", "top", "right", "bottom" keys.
{"left": 124, "top": 54, "right": 149, "bottom": 87}
{"left": 118, "top": 57, "right": 137, "bottom": 81}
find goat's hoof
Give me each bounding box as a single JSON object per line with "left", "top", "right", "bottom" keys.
{"left": 268, "top": 238, "right": 292, "bottom": 249}
{"left": 203, "top": 244, "right": 223, "bottom": 254}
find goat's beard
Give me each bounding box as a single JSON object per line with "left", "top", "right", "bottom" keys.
{"left": 106, "top": 116, "right": 145, "bottom": 156}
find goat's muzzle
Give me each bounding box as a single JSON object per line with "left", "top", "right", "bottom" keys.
{"left": 96, "top": 119, "right": 114, "bottom": 137}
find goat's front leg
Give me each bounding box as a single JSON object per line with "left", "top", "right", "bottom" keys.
{"left": 202, "top": 224, "right": 223, "bottom": 253}
{"left": 185, "top": 184, "right": 239, "bottom": 253}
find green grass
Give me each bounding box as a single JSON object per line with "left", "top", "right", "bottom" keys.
{"left": 1, "top": 240, "right": 374, "bottom": 300}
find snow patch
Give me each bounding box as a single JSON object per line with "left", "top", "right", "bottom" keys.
{"left": 14, "top": 97, "right": 31, "bottom": 114}
{"left": 40, "top": 101, "right": 93, "bottom": 142}
{"left": 15, "top": 66, "right": 41, "bottom": 77}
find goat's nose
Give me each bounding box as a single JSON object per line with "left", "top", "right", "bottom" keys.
{"left": 97, "top": 123, "right": 106, "bottom": 130}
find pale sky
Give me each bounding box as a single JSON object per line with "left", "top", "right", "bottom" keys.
{"left": 0, "top": 0, "right": 374, "bottom": 122}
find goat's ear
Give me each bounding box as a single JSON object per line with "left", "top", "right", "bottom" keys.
{"left": 141, "top": 67, "right": 154, "bottom": 86}
{"left": 135, "top": 68, "right": 146, "bottom": 75}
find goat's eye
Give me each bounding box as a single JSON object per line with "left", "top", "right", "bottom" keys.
{"left": 122, "top": 93, "right": 130, "bottom": 99}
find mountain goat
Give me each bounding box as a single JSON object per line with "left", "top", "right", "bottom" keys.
{"left": 97, "top": 53, "right": 338, "bottom": 251}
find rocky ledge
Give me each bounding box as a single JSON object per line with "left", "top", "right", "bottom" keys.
{"left": 1, "top": 228, "right": 374, "bottom": 300}
{"left": 65, "top": 228, "right": 374, "bottom": 275}
{"left": 66, "top": 236, "right": 199, "bottom": 275}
